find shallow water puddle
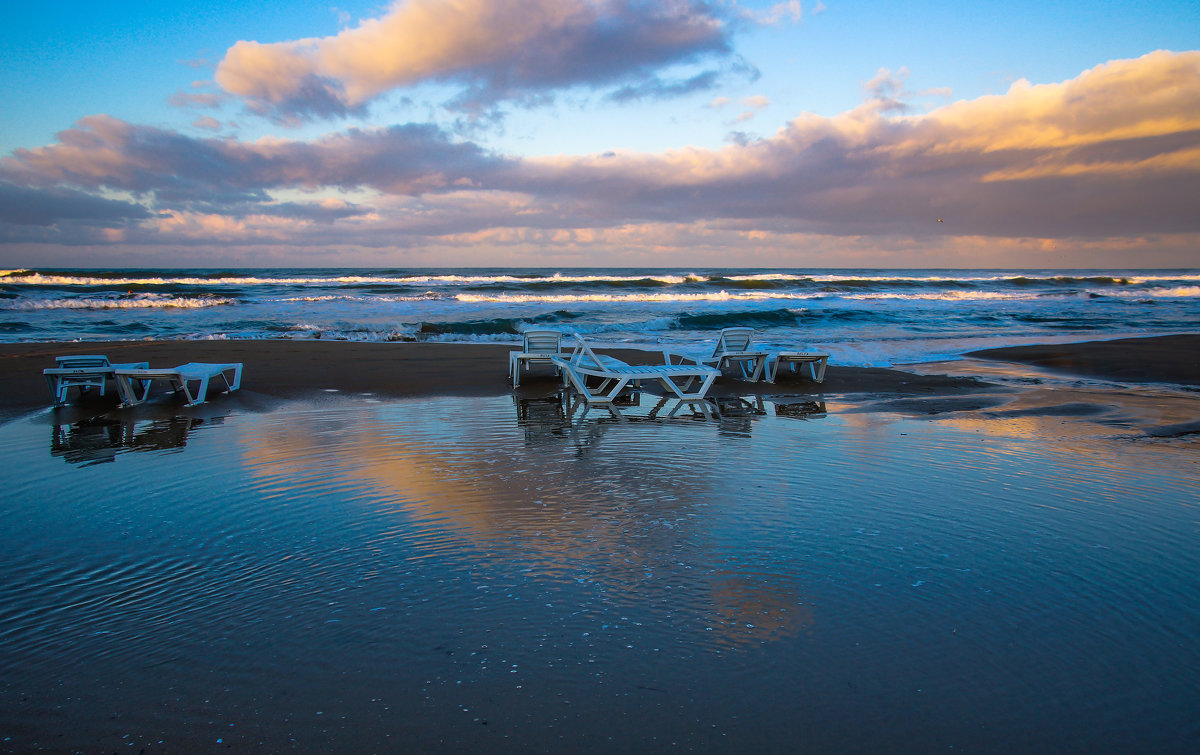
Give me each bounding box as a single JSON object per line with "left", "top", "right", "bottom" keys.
{"left": 1, "top": 394, "right": 1198, "bottom": 751}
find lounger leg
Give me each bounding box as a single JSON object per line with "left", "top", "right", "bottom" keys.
{"left": 602, "top": 377, "right": 632, "bottom": 402}
{"left": 115, "top": 373, "right": 146, "bottom": 406}
{"left": 186, "top": 375, "right": 211, "bottom": 405}
{"left": 750, "top": 355, "right": 766, "bottom": 381}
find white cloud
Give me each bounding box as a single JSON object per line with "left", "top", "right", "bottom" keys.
{"left": 215, "top": 0, "right": 732, "bottom": 120}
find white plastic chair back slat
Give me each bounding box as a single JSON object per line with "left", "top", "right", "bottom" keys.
{"left": 523, "top": 330, "right": 563, "bottom": 355}
{"left": 713, "top": 327, "right": 754, "bottom": 356}
{"left": 55, "top": 355, "right": 113, "bottom": 369}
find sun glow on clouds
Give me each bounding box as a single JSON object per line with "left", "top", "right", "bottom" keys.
{"left": 2, "top": 48, "right": 1199, "bottom": 266}
{"left": 215, "top": 0, "right": 731, "bottom": 119}
{"left": 153, "top": 210, "right": 313, "bottom": 240}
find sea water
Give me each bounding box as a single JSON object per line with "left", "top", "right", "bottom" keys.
{"left": 1, "top": 394, "right": 1197, "bottom": 751}
{"left": 3, "top": 267, "right": 1198, "bottom": 366}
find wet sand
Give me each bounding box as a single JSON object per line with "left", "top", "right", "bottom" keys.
{"left": 2, "top": 334, "right": 1197, "bottom": 425}
{"left": 3, "top": 337, "right": 1199, "bottom": 751}
{"left": 969, "top": 333, "right": 1200, "bottom": 385}
{"left": 1, "top": 339, "right": 992, "bottom": 423}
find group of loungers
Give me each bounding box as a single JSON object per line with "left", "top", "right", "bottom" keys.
{"left": 509, "top": 328, "right": 829, "bottom": 410}
{"left": 44, "top": 356, "right": 243, "bottom": 408}
{"left": 43, "top": 328, "right": 819, "bottom": 413}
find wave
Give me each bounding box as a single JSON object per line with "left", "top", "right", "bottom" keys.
{"left": 415, "top": 310, "right": 583, "bottom": 338}
{"left": 276, "top": 294, "right": 443, "bottom": 303}
{"left": 1143, "top": 286, "right": 1200, "bottom": 298}
{"left": 454, "top": 291, "right": 826, "bottom": 304}
{"left": 670, "top": 307, "right": 904, "bottom": 331}
{"left": 1, "top": 271, "right": 703, "bottom": 289}
{"left": 4, "top": 295, "right": 235, "bottom": 311}
{"left": 672, "top": 308, "right": 804, "bottom": 329}
{"left": 1006, "top": 275, "right": 1133, "bottom": 287}
{"left": 454, "top": 289, "right": 1087, "bottom": 305}
{"left": 6, "top": 270, "right": 1199, "bottom": 304}
{"left": 463, "top": 276, "right": 682, "bottom": 292}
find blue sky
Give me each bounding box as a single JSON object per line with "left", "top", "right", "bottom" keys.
{"left": 2, "top": 1, "right": 1198, "bottom": 267}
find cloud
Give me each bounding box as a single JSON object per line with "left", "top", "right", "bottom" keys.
{"left": 861, "top": 67, "right": 912, "bottom": 114}
{"left": 507, "top": 51, "right": 1200, "bottom": 239}
{"left": 192, "top": 117, "right": 224, "bottom": 131}
{"left": 731, "top": 93, "right": 770, "bottom": 122}
{"left": 607, "top": 68, "right": 723, "bottom": 103}
{"left": 740, "top": 1, "right": 804, "bottom": 26}
{"left": 0, "top": 181, "right": 151, "bottom": 227}
{"left": 214, "top": 0, "right": 734, "bottom": 120}
{"left": 3, "top": 51, "right": 1198, "bottom": 265}
{"left": 1, "top": 115, "right": 511, "bottom": 200}
{"left": 169, "top": 90, "right": 231, "bottom": 109}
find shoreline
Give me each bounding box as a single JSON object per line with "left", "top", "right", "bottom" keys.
{"left": 968, "top": 333, "right": 1200, "bottom": 386}
{"left": 3, "top": 334, "right": 1198, "bottom": 422}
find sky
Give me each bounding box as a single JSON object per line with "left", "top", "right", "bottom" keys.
{"left": 1, "top": 0, "right": 1198, "bottom": 269}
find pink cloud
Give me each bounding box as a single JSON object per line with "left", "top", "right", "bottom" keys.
{"left": 512, "top": 51, "right": 1200, "bottom": 239}
{"left": 215, "top": 0, "right": 733, "bottom": 120}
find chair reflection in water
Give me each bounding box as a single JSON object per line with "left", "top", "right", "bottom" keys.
{"left": 51, "top": 415, "right": 209, "bottom": 466}
{"left": 772, "top": 399, "right": 828, "bottom": 418}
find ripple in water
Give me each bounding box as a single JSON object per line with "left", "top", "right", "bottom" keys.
{"left": 0, "top": 394, "right": 1197, "bottom": 751}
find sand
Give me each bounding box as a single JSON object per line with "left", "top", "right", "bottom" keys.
{"left": 1, "top": 339, "right": 991, "bottom": 422}
{"left": 2, "top": 333, "right": 1197, "bottom": 423}
{"left": 969, "top": 333, "right": 1200, "bottom": 385}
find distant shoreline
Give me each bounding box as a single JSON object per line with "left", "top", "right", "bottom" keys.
{"left": 3, "top": 334, "right": 1197, "bottom": 423}
{"left": 968, "top": 334, "right": 1200, "bottom": 387}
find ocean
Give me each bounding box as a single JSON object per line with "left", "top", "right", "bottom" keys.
{"left": 3, "top": 267, "right": 1198, "bottom": 366}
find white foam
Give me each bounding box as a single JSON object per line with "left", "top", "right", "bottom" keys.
{"left": 5, "top": 296, "right": 234, "bottom": 310}
{"left": 2, "top": 271, "right": 697, "bottom": 288}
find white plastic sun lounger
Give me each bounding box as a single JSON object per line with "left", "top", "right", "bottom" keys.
{"left": 665, "top": 327, "right": 770, "bottom": 381}
{"left": 766, "top": 351, "right": 830, "bottom": 383}
{"left": 553, "top": 334, "right": 718, "bottom": 405}
{"left": 113, "top": 363, "right": 243, "bottom": 407}
{"left": 44, "top": 355, "right": 150, "bottom": 406}
{"left": 509, "top": 329, "right": 564, "bottom": 387}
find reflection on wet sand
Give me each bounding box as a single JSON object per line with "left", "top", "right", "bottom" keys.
{"left": 235, "top": 395, "right": 827, "bottom": 647}
{"left": 515, "top": 391, "right": 828, "bottom": 447}
{"left": 771, "top": 397, "right": 828, "bottom": 419}
{"left": 5, "top": 383, "right": 1199, "bottom": 752}
{"left": 50, "top": 415, "right": 214, "bottom": 466}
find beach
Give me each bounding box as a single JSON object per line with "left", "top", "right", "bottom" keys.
{"left": 2, "top": 334, "right": 1199, "bottom": 751}
{"left": 3, "top": 333, "right": 1198, "bottom": 420}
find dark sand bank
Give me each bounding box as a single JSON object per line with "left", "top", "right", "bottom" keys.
{"left": 1, "top": 339, "right": 989, "bottom": 422}
{"left": 970, "top": 333, "right": 1200, "bottom": 386}
{"left": 4, "top": 333, "right": 1197, "bottom": 423}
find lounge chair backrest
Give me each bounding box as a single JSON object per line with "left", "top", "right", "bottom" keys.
{"left": 713, "top": 327, "right": 754, "bottom": 357}
{"left": 55, "top": 355, "right": 113, "bottom": 369}
{"left": 567, "top": 333, "right": 608, "bottom": 370}
{"left": 522, "top": 330, "right": 562, "bottom": 355}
